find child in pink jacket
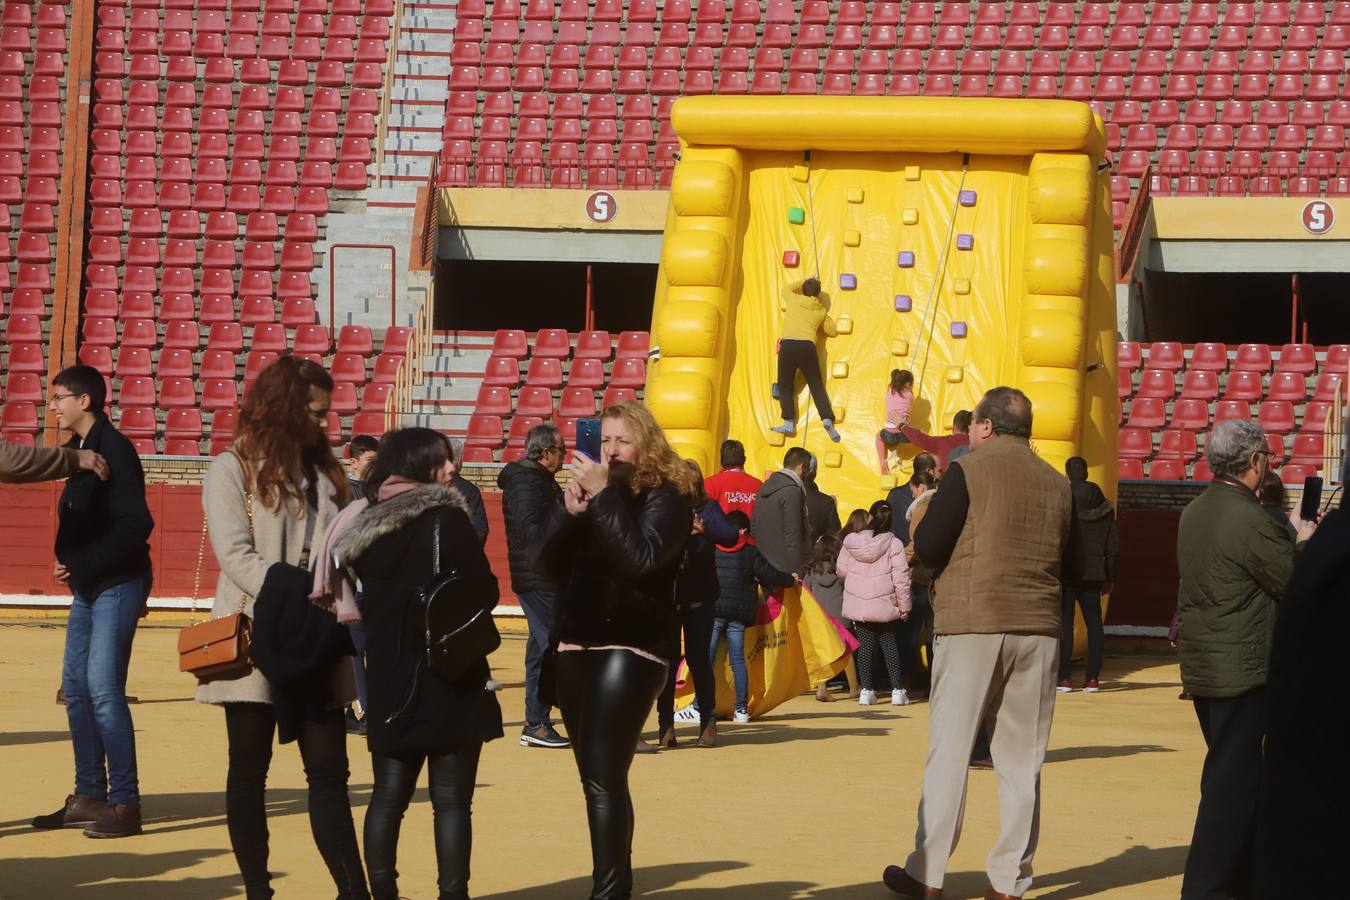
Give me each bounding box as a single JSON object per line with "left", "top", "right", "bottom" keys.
{"left": 876, "top": 369, "right": 914, "bottom": 474}
{"left": 837, "top": 499, "right": 912, "bottom": 706}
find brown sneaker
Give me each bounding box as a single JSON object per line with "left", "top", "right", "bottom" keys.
{"left": 698, "top": 722, "right": 717, "bottom": 748}
{"left": 33, "top": 794, "right": 108, "bottom": 829}
{"left": 83, "top": 802, "right": 142, "bottom": 839}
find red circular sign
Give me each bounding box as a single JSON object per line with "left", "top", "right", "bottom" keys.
{"left": 1301, "top": 200, "right": 1335, "bottom": 235}
{"left": 586, "top": 191, "right": 618, "bottom": 224}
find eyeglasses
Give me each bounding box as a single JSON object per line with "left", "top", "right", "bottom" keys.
{"left": 49, "top": 393, "right": 82, "bottom": 403}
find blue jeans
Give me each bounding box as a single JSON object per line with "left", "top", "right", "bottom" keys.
{"left": 517, "top": 589, "right": 557, "bottom": 727}
{"left": 709, "top": 618, "right": 748, "bottom": 711}
{"left": 62, "top": 574, "right": 151, "bottom": 805}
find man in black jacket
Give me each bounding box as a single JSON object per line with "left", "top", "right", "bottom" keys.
{"left": 497, "top": 422, "right": 569, "bottom": 749}
{"left": 803, "top": 453, "right": 842, "bottom": 549}
{"left": 1057, "top": 457, "right": 1120, "bottom": 693}
{"left": 32, "top": 365, "right": 154, "bottom": 840}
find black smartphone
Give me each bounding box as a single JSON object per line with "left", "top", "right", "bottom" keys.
{"left": 576, "top": 418, "right": 601, "bottom": 463}
{"left": 1300, "top": 476, "right": 1323, "bottom": 521}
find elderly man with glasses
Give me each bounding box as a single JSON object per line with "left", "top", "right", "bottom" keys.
{"left": 1175, "top": 419, "right": 1316, "bottom": 900}
{"left": 497, "top": 421, "right": 571, "bottom": 749}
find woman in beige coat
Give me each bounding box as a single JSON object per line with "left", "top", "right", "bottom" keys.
{"left": 197, "top": 356, "right": 367, "bottom": 900}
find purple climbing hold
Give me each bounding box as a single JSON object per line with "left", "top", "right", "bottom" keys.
{"left": 956, "top": 233, "right": 974, "bottom": 251}
{"left": 897, "top": 251, "right": 915, "bottom": 268}
{"left": 951, "top": 321, "right": 968, "bottom": 338}
{"left": 840, "top": 273, "right": 857, "bottom": 290}
{"left": 959, "top": 190, "right": 977, "bottom": 207}
{"left": 894, "top": 295, "right": 912, "bottom": 312}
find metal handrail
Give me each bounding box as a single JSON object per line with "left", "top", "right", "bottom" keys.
{"left": 373, "top": 0, "right": 407, "bottom": 189}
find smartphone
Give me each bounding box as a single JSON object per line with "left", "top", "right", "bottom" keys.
{"left": 576, "top": 417, "right": 601, "bottom": 463}
{"left": 1300, "top": 475, "right": 1323, "bottom": 522}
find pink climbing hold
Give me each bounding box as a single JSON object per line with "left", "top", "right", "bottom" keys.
{"left": 783, "top": 250, "right": 800, "bottom": 268}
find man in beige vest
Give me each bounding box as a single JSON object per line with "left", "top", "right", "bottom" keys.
{"left": 883, "top": 387, "right": 1074, "bottom": 900}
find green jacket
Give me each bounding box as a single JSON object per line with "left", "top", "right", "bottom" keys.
{"left": 1176, "top": 480, "right": 1297, "bottom": 698}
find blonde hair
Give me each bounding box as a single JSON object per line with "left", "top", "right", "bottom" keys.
{"left": 601, "top": 401, "right": 697, "bottom": 497}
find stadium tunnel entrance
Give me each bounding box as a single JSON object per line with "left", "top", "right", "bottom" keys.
{"left": 435, "top": 259, "right": 658, "bottom": 334}
{"left": 1137, "top": 271, "right": 1350, "bottom": 345}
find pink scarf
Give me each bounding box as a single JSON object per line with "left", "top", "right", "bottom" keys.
{"left": 309, "top": 476, "right": 429, "bottom": 624}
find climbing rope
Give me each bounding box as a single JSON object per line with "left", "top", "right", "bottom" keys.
{"left": 913, "top": 155, "right": 971, "bottom": 399}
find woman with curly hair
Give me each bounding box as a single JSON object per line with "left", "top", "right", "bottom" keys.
{"left": 537, "top": 401, "right": 695, "bottom": 899}
{"left": 197, "top": 356, "right": 367, "bottom": 899}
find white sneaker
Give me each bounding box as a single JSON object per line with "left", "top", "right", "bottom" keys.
{"left": 733, "top": 708, "right": 751, "bottom": 724}
{"left": 673, "top": 705, "right": 700, "bottom": 723}
{"left": 858, "top": 689, "right": 877, "bottom": 706}
{"left": 891, "top": 688, "right": 910, "bottom": 706}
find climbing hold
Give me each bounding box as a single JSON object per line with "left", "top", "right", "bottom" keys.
{"left": 787, "top": 206, "right": 805, "bottom": 224}
{"left": 960, "top": 189, "right": 977, "bottom": 207}
{"left": 902, "top": 208, "right": 919, "bottom": 225}
{"left": 792, "top": 164, "right": 810, "bottom": 183}
{"left": 839, "top": 273, "right": 857, "bottom": 290}
{"left": 844, "top": 230, "right": 861, "bottom": 247}
{"left": 830, "top": 361, "right": 849, "bottom": 378}
{"left": 945, "top": 366, "right": 964, "bottom": 383}
{"left": 767, "top": 429, "right": 786, "bottom": 447}
{"left": 951, "top": 321, "right": 968, "bottom": 337}
{"left": 891, "top": 339, "right": 910, "bottom": 357}
{"left": 782, "top": 250, "right": 800, "bottom": 268}
{"left": 894, "top": 295, "right": 912, "bottom": 312}
{"left": 835, "top": 315, "right": 854, "bottom": 334}
{"left": 831, "top": 402, "right": 846, "bottom": 422}
{"left": 824, "top": 451, "right": 843, "bottom": 468}
{"left": 905, "top": 165, "right": 922, "bottom": 181}
{"left": 897, "top": 251, "right": 915, "bottom": 268}
{"left": 956, "top": 234, "right": 974, "bottom": 251}
{"left": 954, "top": 279, "right": 971, "bottom": 295}
{"left": 847, "top": 187, "right": 864, "bottom": 203}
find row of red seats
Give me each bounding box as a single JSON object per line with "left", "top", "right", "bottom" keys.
{"left": 483, "top": 355, "right": 646, "bottom": 391}
{"left": 491, "top": 327, "right": 649, "bottom": 360}
{"left": 1119, "top": 341, "right": 1339, "bottom": 373}
{"left": 1143, "top": 172, "right": 1350, "bottom": 197}
{"left": 1120, "top": 457, "right": 1322, "bottom": 484}
{"left": 1123, "top": 396, "right": 1339, "bottom": 433}
{"left": 1122, "top": 398, "right": 1329, "bottom": 438}
{"left": 476, "top": 384, "right": 638, "bottom": 418}
{"left": 1121, "top": 369, "right": 1343, "bottom": 403}
{"left": 464, "top": 392, "right": 639, "bottom": 455}
{"left": 1121, "top": 426, "right": 1329, "bottom": 459}
{"left": 90, "top": 52, "right": 385, "bottom": 88}
{"left": 467, "top": 1, "right": 1347, "bottom": 32}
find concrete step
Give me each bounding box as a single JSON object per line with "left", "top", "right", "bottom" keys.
{"left": 387, "top": 109, "right": 445, "bottom": 129}
{"left": 406, "top": 411, "right": 466, "bottom": 433}
{"left": 385, "top": 133, "right": 444, "bottom": 154}
{"left": 402, "top": 13, "right": 457, "bottom": 31}
{"left": 424, "top": 347, "right": 492, "bottom": 371}
{"left": 379, "top": 157, "right": 435, "bottom": 179}
{"left": 390, "top": 82, "right": 448, "bottom": 103}
{"left": 395, "top": 58, "right": 451, "bottom": 77}
{"left": 398, "top": 33, "right": 454, "bottom": 53}
{"left": 361, "top": 185, "right": 420, "bottom": 206}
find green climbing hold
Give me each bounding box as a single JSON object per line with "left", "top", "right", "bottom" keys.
{"left": 787, "top": 206, "right": 805, "bottom": 225}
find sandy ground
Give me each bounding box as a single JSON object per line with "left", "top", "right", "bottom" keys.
{"left": 0, "top": 620, "right": 1198, "bottom": 899}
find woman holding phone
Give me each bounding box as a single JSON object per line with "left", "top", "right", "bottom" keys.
{"left": 536, "top": 402, "right": 695, "bottom": 900}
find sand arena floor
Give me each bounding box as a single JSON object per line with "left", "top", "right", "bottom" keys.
{"left": 0, "top": 619, "right": 1199, "bottom": 899}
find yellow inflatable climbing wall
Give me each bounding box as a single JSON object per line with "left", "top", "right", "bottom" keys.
{"left": 645, "top": 96, "right": 1118, "bottom": 514}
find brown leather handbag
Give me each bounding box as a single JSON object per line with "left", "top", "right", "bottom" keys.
{"left": 179, "top": 494, "right": 254, "bottom": 681}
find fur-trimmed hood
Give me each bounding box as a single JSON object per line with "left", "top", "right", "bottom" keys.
{"left": 334, "top": 483, "right": 474, "bottom": 567}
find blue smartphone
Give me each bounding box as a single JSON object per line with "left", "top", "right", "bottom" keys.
{"left": 576, "top": 418, "right": 601, "bottom": 463}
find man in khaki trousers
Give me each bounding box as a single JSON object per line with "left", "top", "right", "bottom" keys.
{"left": 882, "top": 387, "right": 1075, "bottom": 900}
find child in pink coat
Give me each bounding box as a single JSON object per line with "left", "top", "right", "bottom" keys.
{"left": 837, "top": 499, "right": 912, "bottom": 706}
{"left": 876, "top": 370, "right": 914, "bottom": 474}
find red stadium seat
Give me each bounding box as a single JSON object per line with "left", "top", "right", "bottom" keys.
{"left": 1124, "top": 397, "right": 1166, "bottom": 429}
{"left": 492, "top": 329, "right": 529, "bottom": 358}
{"left": 1159, "top": 429, "right": 1199, "bottom": 460}
{"left": 1179, "top": 370, "right": 1220, "bottom": 401}
{"left": 1189, "top": 342, "right": 1228, "bottom": 372}
{"left": 1224, "top": 371, "right": 1264, "bottom": 401}
{"left": 1149, "top": 459, "right": 1189, "bottom": 481}
{"left": 475, "top": 384, "right": 513, "bottom": 417}
{"left": 1213, "top": 400, "right": 1252, "bottom": 424}
{"left": 1136, "top": 369, "right": 1177, "bottom": 400}
{"left": 1258, "top": 401, "right": 1296, "bottom": 434}
{"left": 1146, "top": 341, "right": 1185, "bottom": 370}
{"left": 1117, "top": 341, "right": 1142, "bottom": 371}
{"left": 574, "top": 330, "right": 613, "bottom": 360}
{"left": 610, "top": 358, "right": 647, "bottom": 389}
{"left": 559, "top": 387, "right": 597, "bottom": 418}
{"left": 615, "top": 331, "right": 650, "bottom": 359}
{"left": 601, "top": 387, "right": 637, "bottom": 408}
{"left": 1281, "top": 464, "right": 1318, "bottom": 485}
{"left": 1170, "top": 399, "right": 1210, "bottom": 431}
{"left": 1118, "top": 428, "right": 1153, "bottom": 459}
{"left": 1118, "top": 458, "right": 1145, "bottom": 480}
{"left": 1267, "top": 372, "right": 1307, "bottom": 402}
{"left": 1233, "top": 343, "right": 1272, "bottom": 372}
{"left": 1313, "top": 372, "right": 1344, "bottom": 402}
{"left": 465, "top": 414, "right": 505, "bottom": 449}
{"left": 515, "top": 386, "right": 555, "bottom": 418}
{"left": 1276, "top": 343, "right": 1317, "bottom": 374}
{"left": 524, "top": 357, "right": 564, "bottom": 388}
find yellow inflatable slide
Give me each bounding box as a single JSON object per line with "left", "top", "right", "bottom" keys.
{"left": 645, "top": 96, "right": 1118, "bottom": 515}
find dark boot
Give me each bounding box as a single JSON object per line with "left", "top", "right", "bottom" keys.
{"left": 698, "top": 721, "right": 716, "bottom": 748}
{"left": 657, "top": 727, "right": 677, "bottom": 749}
{"left": 83, "top": 802, "right": 142, "bottom": 838}
{"left": 32, "top": 794, "right": 107, "bottom": 829}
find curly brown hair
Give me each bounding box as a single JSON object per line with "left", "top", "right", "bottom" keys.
{"left": 600, "top": 401, "right": 697, "bottom": 498}
{"left": 232, "top": 355, "right": 348, "bottom": 511}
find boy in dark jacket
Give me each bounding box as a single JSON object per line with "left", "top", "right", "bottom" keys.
{"left": 33, "top": 365, "right": 154, "bottom": 839}
{"left": 710, "top": 511, "right": 797, "bottom": 722}
{"left": 1057, "top": 457, "right": 1121, "bottom": 693}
